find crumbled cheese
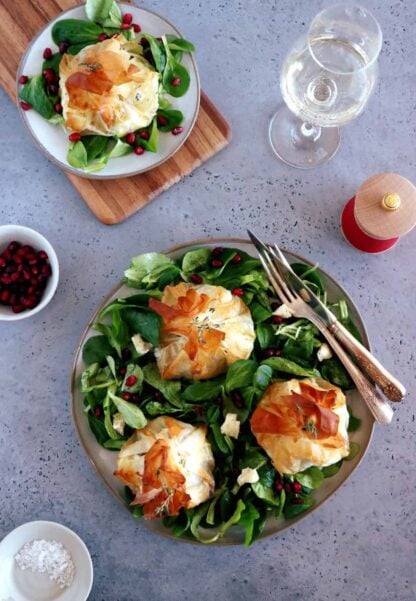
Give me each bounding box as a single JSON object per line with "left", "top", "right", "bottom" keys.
{"left": 131, "top": 333, "right": 153, "bottom": 356}
{"left": 317, "top": 342, "right": 333, "bottom": 362}
{"left": 220, "top": 413, "right": 240, "bottom": 439}
{"left": 14, "top": 539, "right": 75, "bottom": 589}
{"left": 272, "top": 303, "right": 292, "bottom": 319}
{"left": 237, "top": 467, "right": 259, "bottom": 487}
{"left": 113, "top": 412, "right": 126, "bottom": 436}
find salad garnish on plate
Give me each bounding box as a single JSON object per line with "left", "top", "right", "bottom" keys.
{"left": 79, "top": 246, "right": 362, "bottom": 545}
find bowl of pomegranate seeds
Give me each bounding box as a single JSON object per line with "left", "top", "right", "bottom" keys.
{"left": 0, "top": 225, "right": 59, "bottom": 321}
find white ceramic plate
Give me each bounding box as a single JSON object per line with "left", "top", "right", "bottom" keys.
{"left": 0, "top": 521, "right": 93, "bottom": 601}
{"left": 16, "top": 2, "right": 200, "bottom": 179}
{"left": 71, "top": 238, "right": 374, "bottom": 545}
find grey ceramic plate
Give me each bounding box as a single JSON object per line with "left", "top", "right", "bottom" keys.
{"left": 71, "top": 238, "right": 374, "bottom": 545}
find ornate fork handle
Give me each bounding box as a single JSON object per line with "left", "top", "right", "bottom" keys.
{"left": 308, "top": 314, "right": 394, "bottom": 424}
{"left": 328, "top": 320, "right": 406, "bottom": 402}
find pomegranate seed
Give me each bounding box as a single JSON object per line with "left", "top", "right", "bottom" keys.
{"left": 12, "top": 304, "right": 25, "bottom": 313}
{"left": 274, "top": 349, "right": 282, "bottom": 356}
{"left": 120, "top": 23, "right": 132, "bottom": 30}
{"left": 28, "top": 286, "right": 35, "bottom": 295}
{"left": 263, "top": 348, "right": 275, "bottom": 358}
{"left": 122, "top": 13, "right": 133, "bottom": 24}
{"left": 21, "top": 245, "right": 34, "bottom": 255}
{"left": 10, "top": 272, "right": 19, "bottom": 282}
{"left": 8, "top": 241, "right": 20, "bottom": 252}
{"left": 119, "top": 367, "right": 126, "bottom": 377}
{"left": 94, "top": 407, "right": 102, "bottom": 418}
{"left": 211, "top": 259, "right": 223, "bottom": 268}
{"left": 134, "top": 146, "right": 145, "bottom": 155}
{"left": 30, "top": 277, "right": 38, "bottom": 286}
{"left": 121, "top": 348, "right": 131, "bottom": 361}
{"left": 54, "top": 103, "right": 63, "bottom": 114}
{"left": 9, "top": 294, "right": 16, "bottom": 305}
{"left": 0, "top": 257, "right": 5, "bottom": 268}
{"left": 122, "top": 392, "right": 131, "bottom": 401}
{"left": 41, "top": 264, "right": 51, "bottom": 277}
{"left": 125, "top": 375, "right": 137, "bottom": 387}
{"left": 140, "top": 37, "right": 149, "bottom": 48}
{"left": 284, "top": 482, "right": 292, "bottom": 494}
{"left": 59, "top": 41, "right": 69, "bottom": 53}
{"left": 272, "top": 315, "right": 285, "bottom": 325}
{"left": 212, "top": 247, "right": 224, "bottom": 256}
{"left": 292, "top": 497, "right": 303, "bottom": 505}
{"left": 275, "top": 482, "right": 283, "bottom": 493}
{"left": 42, "top": 68, "right": 55, "bottom": 82}
{"left": 139, "top": 130, "right": 149, "bottom": 140}
{"left": 38, "top": 251, "right": 48, "bottom": 261}
{"left": 43, "top": 47, "right": 53, "bottom": 59}
{"left": 2, "top": 249, "right": 11, "bottom": 260}
{"left": 98, "top": 33, "right": 108, "bottom": 42}
{"left": 0, "top": 290, "right": 10, "bottom": 303}
{"left": 48, "top": 83, "right": 59, "bottom": 95}
{"left": 172, "top": 126, "right": 183, "bottom": 135}
{"left": 292, "top": 481, "right": 302, "bottom": 494}
{"left": 231, "top": 253, "right": 242, "bottom": 264}
{"left": 19, "top": 75, "right": 29, "bottom": 85}
{"left": 194, "top": 405, "right": 203, "bottom": 415}
{"left": 31, "top": 266, "right": 39, "bottom": 276}
{"left": 190, "top": 273, "right": 203, "bottom": 284}
{"left": 171, "top": 77, "right": 181, "bottom": 86}
{"left": 232, "top": 391, "right": 244, "bottom": 408}
{"left": 125, "top": 132, "right": 135, "bottom": 145}
{"left": 1, "top": 276, "right": 11, "bottom": 285}
{"left": 131, "top": 394, "right": 140, "bottom": 403}
{"left": 21, "top": 296, "right": 32, "bottom": 307}
{"left": 157, "top": 114, "right": 168, "bottom": 126}
{"left": 231, "top": 287, "right": 244, "bottom": 296}
{"left": 133, "top": 23, "right": 141, "bottom": 33}
{"left": 154, "top": 391, "right": 163, "bottom": 402}
{"left": 69, "top": 132, "right": 81, "bottom": 142}
{"left": 20, "top": 101, "right": 31, "bottom": 111}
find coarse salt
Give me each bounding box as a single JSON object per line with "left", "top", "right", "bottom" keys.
{"left": 14, "top": 539, "right": 75, "bottom": 589}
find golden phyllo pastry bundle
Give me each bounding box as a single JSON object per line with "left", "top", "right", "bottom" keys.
{"left": 115, "top": 417, "right": 215, "bottom": 519}
{"left": 149, "top": 283, "right": 256, "bottom": 380}
{"left": 59, "top": 36, "right": 159, "bottom": 137}
{"left": 250, "top": 377, "right": 350, "bottom": 475}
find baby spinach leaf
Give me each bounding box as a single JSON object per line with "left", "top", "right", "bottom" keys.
{"left": 141, "top": 34, "right": 166, "bottom": 72}
{"left": 182, "top": 379, "right": 223, "bottom": 402}
{"left": 321, "top": 357, "right": 353, "bottom": 389}
{"left": 283, "top": 494, "right": 314, "bottom": 519}
{"left": 67, "top": 141, "right": 88, "bottom": 169}
{"left": 85, "top": 0, "right": 122, "bottom": 27}
{"left": 136, "top": 118, "right": 158, "bottom": 152}
{"left": 19, "top": 76, "right": 55, "bottom": 119}
{"left": 209, "top": 423, "right": 229, "bottom": 455}
{"left": 121, "top": 364, "right": 143, "bottom": 393}
{"left": 52, "top": 19, "right": 103, "bottom": 46}
{"left": 156, "top": 108, "right": 184, "bottom": 132}
{"left": 167, "top": 37, "right": 195, "bottom": 53}
{"left": 347, "top": 406, "right": 362, "bottom": 432}
{"left": 142, "top": 363, "right": 182, "bottom": 407}
{"left": 190, "top": 499, "right": 245, "bottom": 544}
{"left": 294, "top": 466, "right": 324, "bottom": 490}
{"left": 238, "top": 444, "right": 268, "bottom": 470}
{"left": 262, "top": 356, "right": 321, "bottom": 378}
{"left": 322, "top": 460, "right": 343, "bottom": 478}
{"left": 282, "top": 331, "right": 315, "bottom": 363}
{"left": 256, "top": 323, "right": 275, "bottom": 349}
{"left": 109, "top": 138, "right": 132, "bottom": 158}
{"left": 123, "top": 308, "right": 161, "bottom": 346}
{"left": 109, "top": 391, "right": 147, "bottom": 429}
{"left": 103, "top": 438, "right": 127, "bottom": 450}
{"left": 161, "top": 36, "right": 190, "bottom": 97}
{"left": 82, "top": 335, "right": 115, "bottom": 365}
{"left": 345, "top": 442, "right": 360, "bottom": 461}
{"left": 42, "top": 52, "right": 62, "bottom": 74}
{"left": 181, "top": 247, "right": 211, "bottom": 273}
{"left": 253, "top": 364, "right": 273, "bottom": 391}
{"left": 225, "top": 359, "right": 258, "bottom": 393}
{"left": 251, "top": 481, "right": 280, "bottom": 507}
{"left": 274, "top": 488, "right": 286, "bottom": 520}
{"left": 81, "top": 363, "right": 114, "bottom": 393}
{"left": 82, "top": 135, "right": 109, "bottom": 161}
{"left": 291, "top": 262, "right": 324, "bottom": 294}
{"left": 124, "top": 252, "right": 177, "bottom": 288}
{"left": 87, "top": 412, "right": 108, "bottom": 445}
{"left": 238, "top": 501, "right": 260, "bottom": 547}
{"left": 249, "top": 301, "right": 272, "bottom": 323}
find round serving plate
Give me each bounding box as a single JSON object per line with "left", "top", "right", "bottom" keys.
{"left": 16, "top": 2, "right": 200, "bottom": 179}
{"left": 71, "top": 238, "right": 374, "bottom": 545}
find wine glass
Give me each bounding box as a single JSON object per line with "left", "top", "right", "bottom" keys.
{"left": 269, "top": 4, "right": 382, "bottom": 169}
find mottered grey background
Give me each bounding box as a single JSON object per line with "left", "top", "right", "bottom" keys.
{"left": 0, "top": 0, "right": 415, "bottom": 600}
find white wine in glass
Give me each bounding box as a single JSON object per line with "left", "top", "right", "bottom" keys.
{"left": 269, "top": 5, "right": 382, "bottom": 169}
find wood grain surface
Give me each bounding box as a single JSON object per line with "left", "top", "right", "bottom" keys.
{"left": 0, "top": 0, "right": 231, "bottom": 224}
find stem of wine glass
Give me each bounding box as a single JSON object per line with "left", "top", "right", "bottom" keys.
{"left": 296, "top": 122, "right": 321, "bottom": 144}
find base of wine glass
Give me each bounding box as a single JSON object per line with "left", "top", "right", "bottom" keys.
{"left": 268, "top": 105, "right": 340, "bottom": 169}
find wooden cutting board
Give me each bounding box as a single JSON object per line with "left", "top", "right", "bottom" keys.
{"left": 0, "top": 0, "right": 231, "bottom": 224}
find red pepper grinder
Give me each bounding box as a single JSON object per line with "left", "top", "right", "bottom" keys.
{"left": 340, "top": 173, "right": 416, "bottom": 253}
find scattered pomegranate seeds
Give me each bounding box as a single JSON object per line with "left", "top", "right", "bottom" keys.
{"left": 262, "top": 348, "right": 275, "bottom": 358}
{"left": 194, "top": 405, "right": 203, "bottom": 415}
{"left": 275, "top": 482, "right": 283, "bottom": 493}
{"left": 272, "top": 314, "right": 285, "bottom": 325}
{"left": 0, "top": 240, "right": 53, "bottom": 314}
{"left": 231, "top": 253, "right": 242, "bottom": 264}
{"left": 48, "top": 83, "right": 59, "bottom": 95}
{"left": 172, "top": 126, "right": 183, "bottom": 135}
{"left": 231, "top": 287, "right": 244, "bottom": 297}
{"left": 20, "top": 102, "right": 31, "bottom": 111}
{"left": 98, "top": 33, "right": 108, "bottom": 42}
{"left": 139, "top": 130, "right": 150, "bottom": 140}
{"left": 59, "top": 41, "right": 69, "bottom": 53}
{"left": 157, "top": 114, "right": 168, "bottom": 126}
{"left": 122, "top": 392, "right": 131, "bottom": 401}
{"left": 94, "top": 407, "right": 102, "bottom": 418}
{"left": 42, "top": 68, "right": 55, "bottom": 82}
{"left": 134, "top": 146, "right": 145, "bottom": 155}
{"left": 120, "top": 23, "right": 132, "bottom": 30}
{"left": 54, "top": 103, "right": 63, "bottom": 114}
{"left": 68, "top": 132, "right": 81, "bottom": 142}
{"left": 125, "top": 132, "right": 136, "bottom": 145}
{"left": 190, "top": 273, "right": 203, "bottom": 284}
{"left": 122, "top": 13, "right": 133, "bottom": 24}
{"left": 211, "top": 259, "right": 223, "bottom": 268}
{"left": 292, "top": 481, "right": 302, "bottom": 494}
{"left": 284, "top": 482, "right": 292, "bottom": 494}
{"left": 291, "top": 497, "right": 303, "bottom": 505}
{"left": 133, "top": 23, "right": 141, "bottom": 33}
{"left": 121, "top": 348, "right": 132, "bottom": 361}
{"left": 43, "top": 47, "right": 52, "bottom": 59}
{"left": 119, "top": 367, "right": 127, "bottom": 377}
{"left": 125, "top": 375, "right": 137, "bottom": 387}
{"left": 140, "top": 37, "right": 149, "bottom": 48}
{"left": 212, "top": 247, "right": 224, "bottom": 256}
{"left": 131, "top": 394, "right": 140, "bottom": 403}
{"left": 19, "top": 75, "right": 29, "bottom": 85}
{"left": 154, "top": 391, "right": 163, "bottom": 402}
{"left": 171, "top": 77, "right": 181, "bottom": 87}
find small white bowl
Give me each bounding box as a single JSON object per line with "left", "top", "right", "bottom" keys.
{"left": 0, "top": 225, "right": 59, "bottom": 321}
{"left": 0, "top": 520, "right": 93, "bottom": 601}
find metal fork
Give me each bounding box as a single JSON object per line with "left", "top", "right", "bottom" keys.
{"left": 257, "top": 247, "right": 393, "bottom": 425}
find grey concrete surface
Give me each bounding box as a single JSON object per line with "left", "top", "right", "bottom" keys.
{"left": 1, "top": 1, "right": 415, "bottom": 600}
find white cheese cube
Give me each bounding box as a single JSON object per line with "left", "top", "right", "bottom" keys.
{"left": 237, "top": 467, "right": 259, "bottom": 487}
{"left": 131, "top": 333, "right": 153, "bottom": 356}
{"left": 272, "top": 303, "right": 293, "bottom": 319}
{"left": 220, "top": 413, "right": 240, "bottom": 439}
{"left": 113, "top": 412, "right": 126, "bottom": 436}
{"left": 317, "top": 342, "right": 333, "bottom": 362}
